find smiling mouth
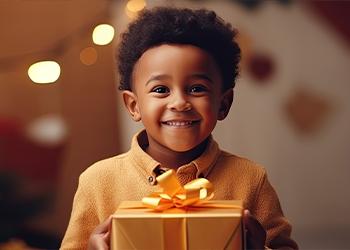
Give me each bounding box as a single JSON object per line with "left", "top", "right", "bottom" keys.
{"left": 162, "top": 121, "right": 198, "bottom": 126}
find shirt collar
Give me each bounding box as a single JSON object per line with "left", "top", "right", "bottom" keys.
{"left": 128, "top": 129, "right": 221, "bottom": 186}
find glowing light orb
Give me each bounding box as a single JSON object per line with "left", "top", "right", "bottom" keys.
{"left": 28, "top": 61, "right": 60, "bottom": 84}
{"left": 125, "top": 0, "right": 146, "bottom": 19}
{"left": 92, "top": 24, "right": 115, "bottom": 45}
{"left": 80, "top": 47, "right": 97, "bottom": 65}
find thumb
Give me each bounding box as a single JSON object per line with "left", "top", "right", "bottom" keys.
{"left": 244, "top": 210, "right": 264, "bottom": 236}
{"left": 244, "top": 210, "right": 266, "bottom": 249}
{"left": 244, "top": 210, "right": 254, "bottom": 232}
{"left": 94, "top": 215, "right": 113, "bottom": 234}
{"left": 88, "top": 216, "right": 113, "bottom": 250}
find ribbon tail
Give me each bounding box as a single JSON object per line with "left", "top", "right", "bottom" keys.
{"left": 162, "top": 209, "right": 187, "bottom": 250}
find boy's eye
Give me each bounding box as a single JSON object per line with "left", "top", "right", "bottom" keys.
{"left": 189, "top": 86, "right": 207, "bottom": 93}
{"left": 152, "top": 86, "right": 169, "bottom": 93}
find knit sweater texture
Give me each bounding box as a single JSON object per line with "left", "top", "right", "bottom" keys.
{"left": 60, "top": 129, "right": 298, "bottom": 249}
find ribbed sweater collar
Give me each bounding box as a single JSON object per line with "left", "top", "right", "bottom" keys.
{"left": 128, "top": 129, "right": 221, "bottom": 186}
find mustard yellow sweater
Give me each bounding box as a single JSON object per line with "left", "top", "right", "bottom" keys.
{"left": 60, "top": 129, "right": 298, "bottom": 249}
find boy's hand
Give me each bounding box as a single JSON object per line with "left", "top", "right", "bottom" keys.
{"left": 88, "top": 215, "right": 112, "bottom": 250}
{"left": 244, "top": 209, "right": 266, "bottom": 250}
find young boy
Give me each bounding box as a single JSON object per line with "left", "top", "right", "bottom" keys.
{"left": 60, "top": 5, "right": 298, "bottom": 250}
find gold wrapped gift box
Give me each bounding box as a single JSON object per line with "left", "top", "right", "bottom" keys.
{"left": 111, "top": 200, "right": 245, "bottom": 250}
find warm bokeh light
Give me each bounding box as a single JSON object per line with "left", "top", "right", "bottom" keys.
{"left": 28, "top": 61, "right": 60, "bottom": 84}
{"left": 25, "top": 113, "right": 68, "bottom": 147}
{"left": 92, "top": 24, "right": 115, "bottom": 45}
{"left": 80, "top": 47, "right": 97, "bottom": 65}
{"left": 125, "top": 0, "right": 146, "bottom": 19}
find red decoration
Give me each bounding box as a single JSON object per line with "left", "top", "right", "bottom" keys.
{"left": 247, "top": 53, "right": 275, "bottom": 82}
{"left": 308, "top": 1, "right": 350, "bottom": 47}
{"left": 0, "top": 118, "right": 65, "bottom": 186}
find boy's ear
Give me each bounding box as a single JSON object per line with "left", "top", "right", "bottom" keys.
{"left": 122, "top": 91, "right": 141, "bottom": 122}
{"left": 218, "top": 89, "right": 234, "bottom": 121}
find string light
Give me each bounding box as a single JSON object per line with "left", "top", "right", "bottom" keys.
{"left": 0, "top": 6, "right": 112, "bottom": 76}
{"left": 28, "top": 61, "right": 61, "bottom": 84}
{"left": 125, "top": 0, "right": 146, "bottom": 19}
{"left": 92, "top": 24, "right": 115, "bottom": 46}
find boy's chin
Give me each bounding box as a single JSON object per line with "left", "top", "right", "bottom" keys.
{"left": 167, "top": 145, "right": 194, "bottom": 153}
{"left": 164, "top": 140, "right": 204, "bottom": 153}
{"left": 162, "top": 142, "right": 196, "bottom": 153}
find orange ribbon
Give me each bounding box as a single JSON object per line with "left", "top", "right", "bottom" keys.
{"left": 142, "top": 169, "right": 215, "bottom": 211}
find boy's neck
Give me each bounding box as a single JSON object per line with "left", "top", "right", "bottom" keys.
{"left": 144, "top": 135, "right": 209, "bottom": 171}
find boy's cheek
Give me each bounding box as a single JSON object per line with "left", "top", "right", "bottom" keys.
{"left": 204, "top": 107, "right": 219, "bottom": 120}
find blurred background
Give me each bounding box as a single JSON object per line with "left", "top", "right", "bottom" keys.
{"left": 0, "top": 0, "right": 349, "bottom": 249}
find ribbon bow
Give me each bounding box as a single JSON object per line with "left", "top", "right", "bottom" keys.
{"left": 142, "top": 169, "right": 214, "bottom": 211}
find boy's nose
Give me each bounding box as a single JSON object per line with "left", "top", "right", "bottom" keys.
{"left": 167, "top": 92, "right": 191, "bottom": 111}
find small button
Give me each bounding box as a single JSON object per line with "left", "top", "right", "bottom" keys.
{"left": 148, "top": 176, "right": 153, "bottom": 182}
{"left": 157, "top": 169, "right": 166, "bottom": 175}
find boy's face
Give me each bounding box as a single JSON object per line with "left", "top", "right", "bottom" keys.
{"left": 123, "top": 44, "right": 232, "bottom": 152}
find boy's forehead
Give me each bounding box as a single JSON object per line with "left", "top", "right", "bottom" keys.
{"left": 142, "top": 44, "right": 212, "bottom": 59}
{"left": 133, "top": 44, "right": 222, "bottom": 84}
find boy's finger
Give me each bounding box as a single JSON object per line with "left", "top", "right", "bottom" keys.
{"left": 244, "top": 210, "right": 263, "bottom": 233}
{"left": 94, "top": 215, "right": 113, "bottom": 234}
{"left": 244, "top": 210, "right": 266, "bottom": 248}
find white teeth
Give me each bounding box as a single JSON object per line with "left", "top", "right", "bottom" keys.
{"left": 166, "top": 121, "right": 193, "bottom": 126}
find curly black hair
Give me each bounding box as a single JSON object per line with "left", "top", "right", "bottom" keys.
{"left": 116, "top": 5, "right": 241, "bottom": 92}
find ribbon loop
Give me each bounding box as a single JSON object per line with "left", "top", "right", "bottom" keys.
{"left": 157, "top": 169, "right": 183, "bottom": 198}
{"left": 142, "top": 169, "right": 215, "bottom": 210}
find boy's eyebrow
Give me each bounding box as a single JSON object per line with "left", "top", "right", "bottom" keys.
{"left": 146, "top": 74, "right": 171, "bottom": 85}
{"left": 189, "top": 74, "right": 213, "bottom": 84}
{"left": 146, "top": 74, "right": 213, "bottom": 85}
